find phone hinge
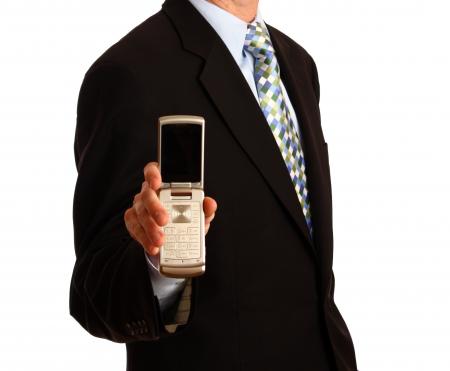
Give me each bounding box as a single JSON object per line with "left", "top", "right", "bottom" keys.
{"left": 170, "top": 182, "right": 192, "bottom": 188}
{"left": 169, "top": 183, "right": 192, "bottom": 199}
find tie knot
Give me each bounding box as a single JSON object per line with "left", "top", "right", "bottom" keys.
{"left": 243, "top": 21, "right": 275, "bottom": 59}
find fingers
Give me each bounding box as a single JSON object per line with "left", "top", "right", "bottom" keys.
{"left": 143, "top": 162, "right": 162, "bottom": 191}
{"left": 141, "top": 182, "right": 168, "bottom": 226}
{"left": 205, "top": 213, "right": 216, "bottom": 224}
{"left": 203, "top": 197, "right": 218, "bottom": 235}
{"left": 134, "top": 197, "right": 164, "bottom": 247}
{"left": 204, "top": 196, "right": 217, "bottom": 221}
{"left": 134, "top": 186, "right": 167, "bottom": 254}
{"left": 124, "top": 207, "right": 154, "bottom": 253}
{"left": 125, "top": 177, "right": 168, "bottom": 255}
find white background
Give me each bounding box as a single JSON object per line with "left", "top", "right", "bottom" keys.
{"left": 0, "top": 0, "right": 449, "bottom": 370}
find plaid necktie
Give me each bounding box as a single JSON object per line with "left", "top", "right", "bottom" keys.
{"left": 244, "top": 21, "right": 313, "bottom": 238}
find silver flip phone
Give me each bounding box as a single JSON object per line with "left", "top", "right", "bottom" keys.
{"left": 157, "top": 115, "right": 205, "bottom": 278}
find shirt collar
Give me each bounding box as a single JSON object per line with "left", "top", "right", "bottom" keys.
{"left": 188, "top": 0, "right": 268, "bottom": 63}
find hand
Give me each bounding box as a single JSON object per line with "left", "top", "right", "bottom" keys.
{"left": 124, "top": 161, "right": 218, "bottom": 256}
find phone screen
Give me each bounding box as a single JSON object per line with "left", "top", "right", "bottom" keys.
{"left": 161, "top": 123, "right": 202, "bottom": 183}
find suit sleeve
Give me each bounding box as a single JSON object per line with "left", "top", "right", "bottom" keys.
{"left": 69, "top": 62, "right": 165, "bottom": 343}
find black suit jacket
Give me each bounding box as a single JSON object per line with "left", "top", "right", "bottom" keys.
{"left": 70, "top": 0, "right": 358, "bottom": 370}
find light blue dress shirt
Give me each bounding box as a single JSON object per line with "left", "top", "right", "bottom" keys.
{"left": 146, "top": 0, "right": 302, "bottom": 312}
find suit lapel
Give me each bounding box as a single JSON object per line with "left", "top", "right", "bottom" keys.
{"left": 162, "top": 0, "right": 317, "bottom": 255}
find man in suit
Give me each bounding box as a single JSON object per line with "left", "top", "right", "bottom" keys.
{"left": 70, "top": 0, "right": 358, "bottom": 370}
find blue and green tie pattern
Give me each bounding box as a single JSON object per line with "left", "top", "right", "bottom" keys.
{"left": 244, "top": 21, "right": 313, "bottom": 238}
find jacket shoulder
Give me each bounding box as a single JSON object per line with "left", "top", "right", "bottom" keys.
{"left": 267, "top": 24, "right": 316, "bottom": 65}
{"left": 83, "top": 10, "right": 176, "bottom": 77}
{"left": 267, "top": 23, "right": 320, "bottom": 101}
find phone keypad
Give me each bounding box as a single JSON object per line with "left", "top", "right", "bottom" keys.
{"left": 161, "top": 202, "right": 202, "bottom": 260}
